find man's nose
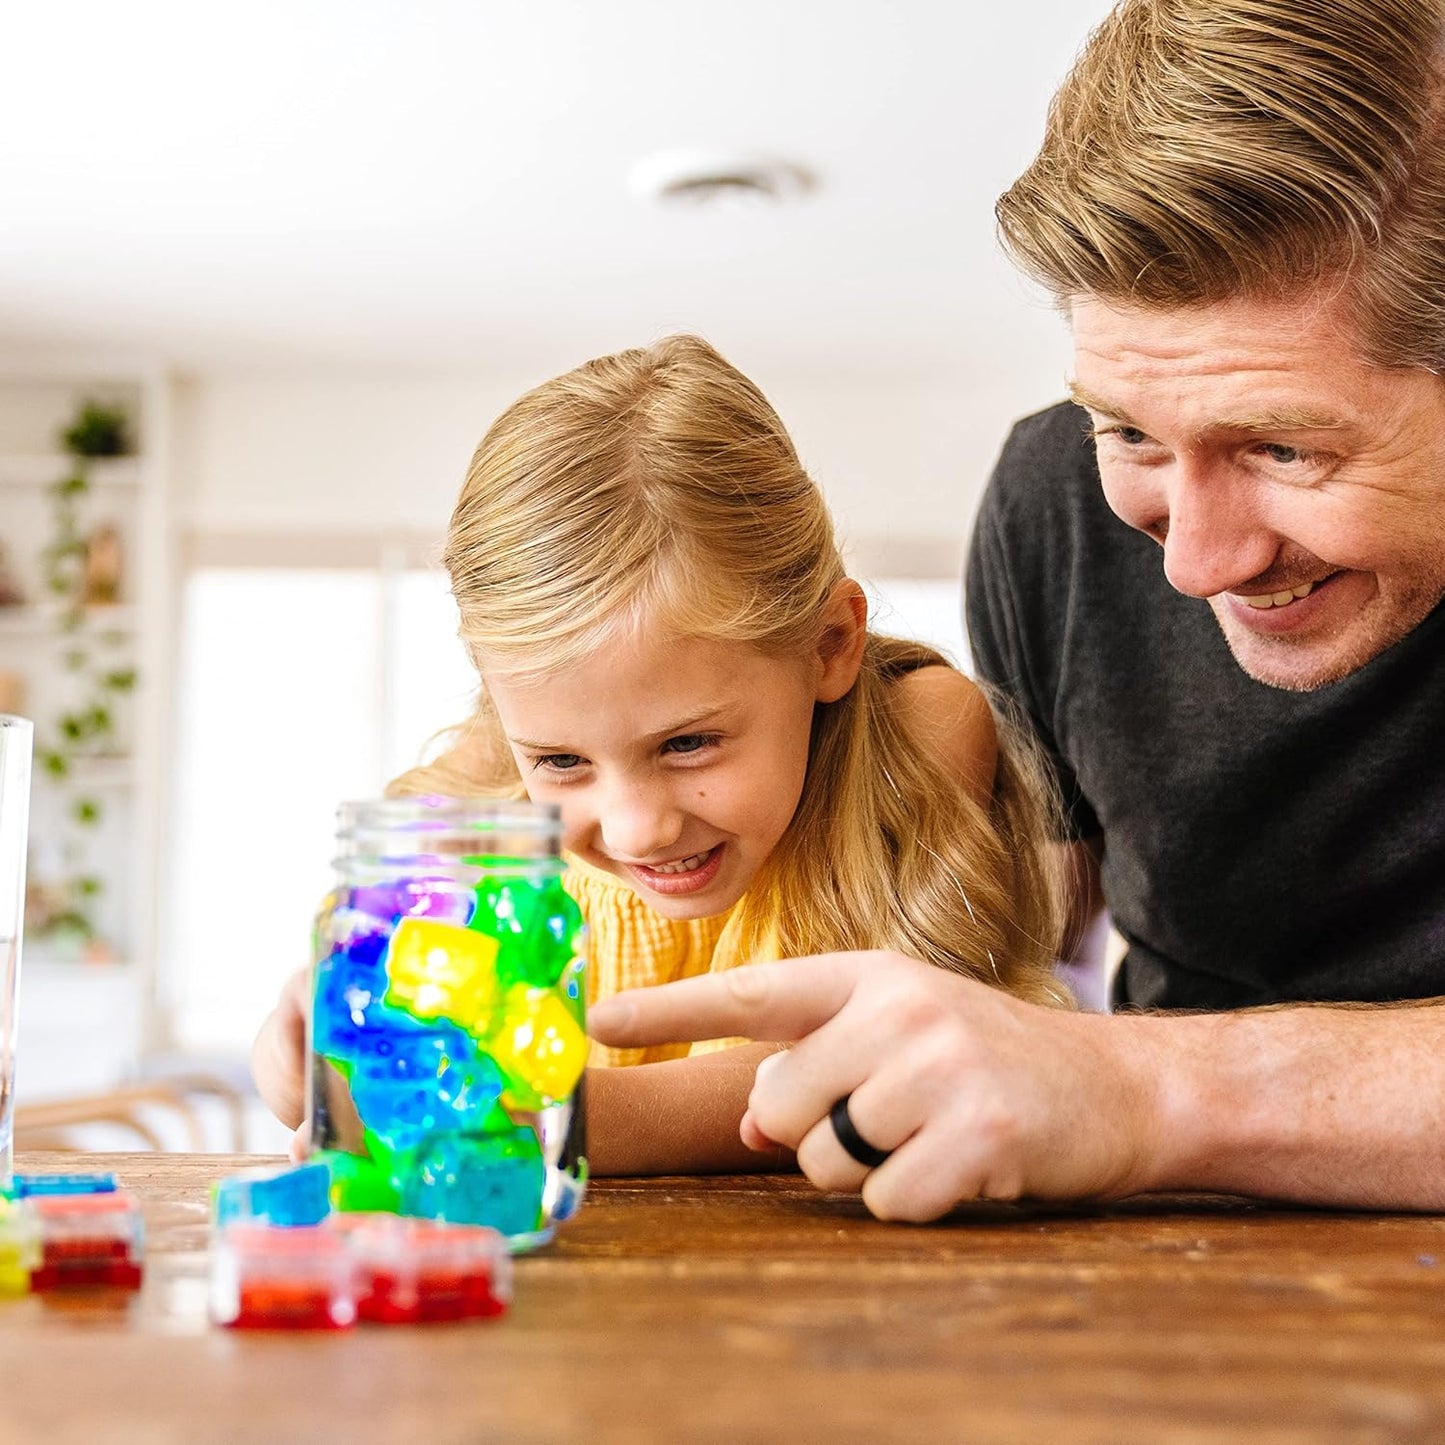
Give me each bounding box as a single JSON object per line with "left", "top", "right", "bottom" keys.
{"left": 1160, "top": 466, "right": 1278, "bottom": 599}
{"left": 598, "top": 782, "right": 684, "bottom": 862}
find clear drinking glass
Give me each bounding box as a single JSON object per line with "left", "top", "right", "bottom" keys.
{"left": 0, "top": 715, "right": 34, "bottom": 1189}
{"left": 307, "top": 797, "right": 588, "bottom": 1250}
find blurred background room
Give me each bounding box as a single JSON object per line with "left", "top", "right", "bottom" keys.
{"left": 0, "top": 0, "right": 1113, "bottom": 1152}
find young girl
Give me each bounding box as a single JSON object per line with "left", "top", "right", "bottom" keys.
{"left": 252, "top": 335, "right": 1068, "bottom": 1173}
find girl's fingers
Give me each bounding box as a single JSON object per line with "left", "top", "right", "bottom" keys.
{"left": 250, "top": 964, "right": 312, "bottom": 1128}
{"left": 289, "top": 1119, "right": 311, "bottom": 1163}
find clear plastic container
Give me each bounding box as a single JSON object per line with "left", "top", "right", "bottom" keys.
{"left": 0, "top": 715, "right": 32, "bottom": 1191}
{"left": 210, "top": 1224, "right": 356, "bottom": 1330}
{"left": 27, "top": 1190, "right": 144, "bottom": 1290}
{"left": 307, "top": 796, "right": 588, "bottom": 1250}
{"left": 331, "top": 1212, "right": 512, "bottom": 1322}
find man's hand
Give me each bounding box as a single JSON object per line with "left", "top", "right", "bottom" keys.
{"left": 589, "top": 951, "right": 1163, "bottom": 1221}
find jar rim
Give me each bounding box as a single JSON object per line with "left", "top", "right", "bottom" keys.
{"left": 334, "top": 795, "right": 562, "bottom": 865}
{"left": 337, "top": 795, "right": 560, "bottom": 830}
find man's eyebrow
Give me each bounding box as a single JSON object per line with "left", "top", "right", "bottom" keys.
{"left": 1067, "top": 380, "right": 1135, "bottom": 421}
{"left": 1066, "top": 380, "right": 1349, "bottom": 433}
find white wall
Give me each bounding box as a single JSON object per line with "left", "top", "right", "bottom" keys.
{"left": 170, "top": 346, "right": 1074, "bottom": 569}
{"left": 172, "top": 371, "right": 503, "bottom": 537}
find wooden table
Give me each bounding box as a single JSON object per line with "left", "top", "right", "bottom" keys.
{"left": 4, "top": 1152, "right": 1445, "bottom": 1443}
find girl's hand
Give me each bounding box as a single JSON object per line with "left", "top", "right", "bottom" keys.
{"left": 250, "top": 964, "right": 310, "bottom": 1151}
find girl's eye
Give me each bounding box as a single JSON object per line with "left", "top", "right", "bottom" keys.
{"left": 534, "top": 753, "right": 584, "bottom": 773}
{"left": 662, "top": 732, "right": 720, "bottom": 757}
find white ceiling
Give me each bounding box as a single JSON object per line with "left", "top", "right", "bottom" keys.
{"left": 0, "top": 1, "right": 1115, "bottom": 377}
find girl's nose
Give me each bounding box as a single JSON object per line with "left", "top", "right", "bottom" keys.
{"left": 597, "top": 787, "right": 684, "bottom": 863}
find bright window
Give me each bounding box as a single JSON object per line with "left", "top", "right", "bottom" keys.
{"left": 165, "top": 566, "right": 475, "bottom": 1052}
{"left": 864, "top": 578, "right": 968, "bottom": 669}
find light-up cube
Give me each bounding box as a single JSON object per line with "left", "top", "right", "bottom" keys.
{"left": 384, "top": 918, "right": 503, "bottom": 1028}
{"left": 486, "top": 984, "right": 589, "bottom": 1110}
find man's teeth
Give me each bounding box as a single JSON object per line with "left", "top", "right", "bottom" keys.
{"left": 649, "top": 849, "right": 713, "bottom": 875}
{"left": 1241, "top": 581, "right": 1317, "bottom": 610}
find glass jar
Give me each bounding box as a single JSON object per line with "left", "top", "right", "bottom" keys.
{"left": 308, "top": 796, "right": 587, "bottom": 1250}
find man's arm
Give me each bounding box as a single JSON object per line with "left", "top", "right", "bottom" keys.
{"left": 1141, "top": 998, "right": 1445, "bottom": 1208}
{"left": 589, "top": 955, "right": 1445, "bottom": 1217}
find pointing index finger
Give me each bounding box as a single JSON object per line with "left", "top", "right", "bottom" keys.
{"left": 588, "top": 953, "right": 865, "bottom": 1048}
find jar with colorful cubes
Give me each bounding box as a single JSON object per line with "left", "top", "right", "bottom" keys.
{"left": 308, "top": 797, "right": 587, "bottom": 1250}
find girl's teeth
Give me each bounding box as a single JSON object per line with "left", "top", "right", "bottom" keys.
{"left": 651, "top": 849, "right": 711, "bottom": 875}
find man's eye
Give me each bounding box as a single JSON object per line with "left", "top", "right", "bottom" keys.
{"left": 1090, "top": 422, "right": 1149, "bottom": 446}
{"left": 662, "top": 733, "right": 719, "bottom": 756}
{"left": 535, "top": 753, "right": 584, "bottom": 772}
{"left": 1259, "top": 442, "right": 1305, "bottom": 464}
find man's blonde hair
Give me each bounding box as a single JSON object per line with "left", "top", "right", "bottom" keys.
{"left": 391, "top": 335, "right": 1066, "bottom": 1004}
{"left": 997, "top": 0, "right": 1445, "bottom": 371}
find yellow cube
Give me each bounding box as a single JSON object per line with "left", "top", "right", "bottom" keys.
{"left": 0, "top": 1203, "right": 39, "bottom": 1297}
{"left": 384, "top": 917, "right": 502, "bottom": 1028}
{"left": 488, "top": 984, "right": 589, "bottom": 1109}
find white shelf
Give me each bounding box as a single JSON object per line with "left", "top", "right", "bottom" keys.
{"left": 64, "top": 755, "right": 137, "bottom": 788}
{"left": 0, "top": 363, "right": 172, "bottom": 1088}
{"left": 14, "top": 957, "right": 145, "bottom": 1103}
{"left": 22, "top": 953, "right": 139, "bottom": 975}
{"left": 0, "top": 603, "right": 138, "bottom": 636}
{"left": 0, "top": 455, "right": 141, "bottom": 488}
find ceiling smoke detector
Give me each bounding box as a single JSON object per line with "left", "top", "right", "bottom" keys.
{"left": 629, "top": 150, "right": 816, "bottom": 209}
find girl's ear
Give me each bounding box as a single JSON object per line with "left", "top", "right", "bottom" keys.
{"left": 815, "top": 578, "right": 868, "bottom": 703}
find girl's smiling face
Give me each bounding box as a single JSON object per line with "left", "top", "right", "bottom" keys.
{"left": 484, "top": 621, "right": 855, "bottom": 919}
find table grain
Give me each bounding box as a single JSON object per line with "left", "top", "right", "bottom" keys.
{"left": 2, "top": 1152, "right": 1444, "bottom": 1443}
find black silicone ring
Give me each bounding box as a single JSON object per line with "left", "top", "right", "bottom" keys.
{"left": 829, "top": 1093, "right": 892, "bottom": 1169}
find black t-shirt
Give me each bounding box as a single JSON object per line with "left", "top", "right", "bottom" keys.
{"left": 966, "top": 400, "right": 1445, "bottom": 1010}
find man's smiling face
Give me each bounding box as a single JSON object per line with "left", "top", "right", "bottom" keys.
{"left": 1070, "top": 291, "right": 1445, "bottom": 690}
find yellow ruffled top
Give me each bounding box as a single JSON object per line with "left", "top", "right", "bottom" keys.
{"left": 561, "top": 853, "right": 775, "bottom": 1066}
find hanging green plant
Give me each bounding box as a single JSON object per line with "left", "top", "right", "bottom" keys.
{"left": 61, "top": 401, "right": 131, "bottom": 458}
{"left": 42, "top": 469, "right": 89, "bottom": 627}
{"left": 25, "top": 398, "right": 140, "bottom": 950}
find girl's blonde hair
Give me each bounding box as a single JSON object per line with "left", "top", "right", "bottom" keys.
{"left": 391, "top": 335, "right": 1067, "bottom": 1005}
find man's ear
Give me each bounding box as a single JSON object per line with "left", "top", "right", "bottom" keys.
{"left": 815, "top": 579, "right": 868, "bottom": 703}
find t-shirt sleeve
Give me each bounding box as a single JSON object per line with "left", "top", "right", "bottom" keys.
{"left": 965, "top": 414, "right": 1101, "bottom": 841}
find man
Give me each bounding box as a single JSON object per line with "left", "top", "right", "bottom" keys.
{"left": 591, "top": 0, "right": 1445, "bottom": 1220}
